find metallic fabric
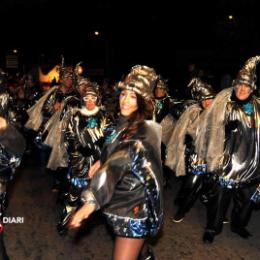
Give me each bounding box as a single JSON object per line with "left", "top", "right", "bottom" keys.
{"left": 117, "top": 65, "right": 159, "bottom": 100}
{"left": 195, "top": 87, "right": 260, "bottom": 187}
{"left": 188, "top": 77, "right": 215, "bottom": 101}
{"left": 233, "top": 56, "right": 260, "bottom": 90}
{"left": 81, "top": 120, "right": 163, "bottom": 238}
{"left": 220, "top": 99, "right": 260, "bottom": 185}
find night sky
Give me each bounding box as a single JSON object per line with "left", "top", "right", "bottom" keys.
{"left": 1, "top": 0, "right": 260, "bottom": 91}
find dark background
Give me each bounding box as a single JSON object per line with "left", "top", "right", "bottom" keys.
{"left": 1, "top": 0, "right": 260, "bottom": 95}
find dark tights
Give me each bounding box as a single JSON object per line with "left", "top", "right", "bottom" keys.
{"left": 113, "top": 236, "right": 145, "bottom": 260}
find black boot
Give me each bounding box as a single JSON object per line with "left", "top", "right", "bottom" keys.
{"left": 57, "top": 194, "right": 78, "bottom": 236}
{"left": 138, "top": 245, "right": 156, "bottom": 260}
{"left": 57, "top": 204, "right": 76, "bottom": 236}
{"left": 231, "top": 226, "right": 252, "bottom": 239}
{"left": 172, "top": 210, "right": 185, "bottom": 223}
{"left": 203, "top": 230, "right": 215, "bottom": 244}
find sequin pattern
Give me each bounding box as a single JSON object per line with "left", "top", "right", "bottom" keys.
{"left": 103, "top": 141, "right": 163, "bottom": 238}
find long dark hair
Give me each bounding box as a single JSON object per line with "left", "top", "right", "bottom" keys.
{"left": 124, "top": 94, "right": 155, "bottom": 137}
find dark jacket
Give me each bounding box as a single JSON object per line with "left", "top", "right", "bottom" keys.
{"left": 82, "top": 119, "right": 164, "bottom": 238}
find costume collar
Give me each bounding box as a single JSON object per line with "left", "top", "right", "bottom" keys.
{"left": 80, "top": 106, "right": 100, "bottom": 116}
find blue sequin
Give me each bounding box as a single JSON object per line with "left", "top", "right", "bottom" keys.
{"left": 251, "top": 188, "right": 260, "bottom": 203}
{"left": 71, "top": 177, "right": 89, "bottom": 189}
{"left": 129, "top": 219, "right": 148, "bottom": 237}
{"left": 156, "top": 100, "right": 163, "bottom": 111}
{"left": 191, "top": 163, "right": 207, "bottom": 175}
{"left": 130, "top": 146, "right": 162, "bottom": 235}
{"left": 105, "top": 130, "right": 118, "bottom": 144}
{"left": 242, "top": 102, "right": 254, "bottom": 116}
{"left": 218, "top": 177, "right": 239, "bottom": 189}
{"left": 86, "top": 117, "right": 98, "bottom": 128}
{"left": 104, "top": 124, "right": 122, "bottom": 144}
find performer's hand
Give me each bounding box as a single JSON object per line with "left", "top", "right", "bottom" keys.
{"left": 0, "top": 117, "right": 7, "bottom": 129}
{"left": 67, "top": 203, "right": 96, "bottom": 229}
{"left": 88, "top": 160, "right": 101, "bottom": 178}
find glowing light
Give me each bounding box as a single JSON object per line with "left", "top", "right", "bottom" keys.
{"left": 13, "top": 49, "right": 18, "bottom": 53}
{"left": 94, "top": 31, "right": 100, "bottom": 36}
{"left": 39, "top": 65, "right": 60, "bottom": 84}
{"left": 228, "top": 15, "right": 234, "bottom": 20}
{"left": 77, "top": 65, "right": 83, "bottom": 75}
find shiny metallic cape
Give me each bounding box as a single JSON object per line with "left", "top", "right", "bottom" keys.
{"left": 82, "top": 121, "right": 163, "bottom": 236}
{"left": 160, "top": 114, "right": 176, "bottom": 146}
{"left": 194, "top": 88, "right": 233, "bottom": 172}
{"left": 43, "top": 104, "right": 73, "bottom": 170}
{"left": 165, "top": 103, "right": 202, "bottom": 176}
{"left": 25, "top": 87, "right": 58, "bottom": 131}
{"left": 0, "top": 124, "right": 25, "bottom": 157}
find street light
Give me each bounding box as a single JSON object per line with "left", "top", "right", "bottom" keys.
{"left": 77, "top": 65, "right": 83, "bottom": 75}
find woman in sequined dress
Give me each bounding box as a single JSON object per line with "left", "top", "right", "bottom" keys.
{"left": 68, "top": 65, "right": 164, "bottom": 260}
